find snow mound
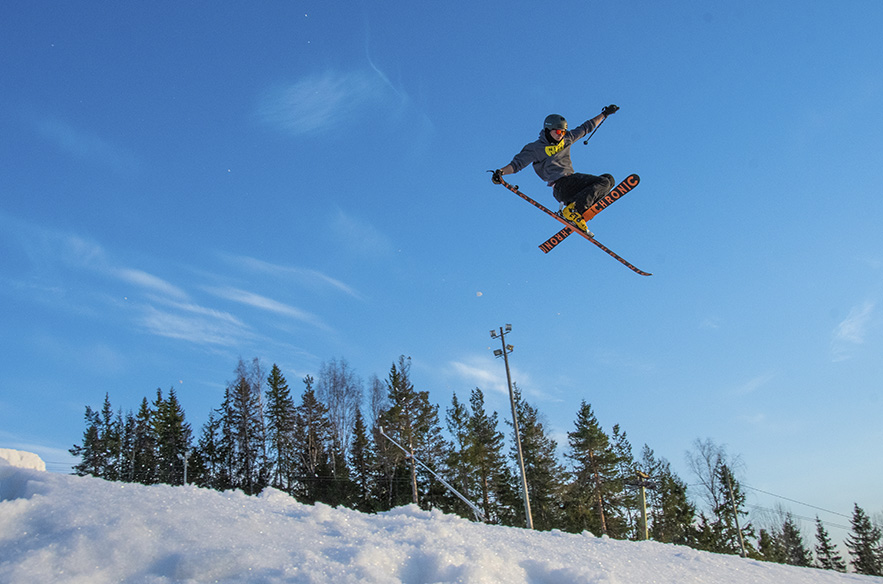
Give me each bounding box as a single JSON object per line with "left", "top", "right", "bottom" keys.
{"left": 0, "top": 465, "right": 875, "bottom": 584}
{"left": 0, "top": 448, "right": 46, "bottom": 471}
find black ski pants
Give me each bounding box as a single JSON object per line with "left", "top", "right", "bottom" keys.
{"left": 553, "top": 173, "right": 615, "bottom": 212}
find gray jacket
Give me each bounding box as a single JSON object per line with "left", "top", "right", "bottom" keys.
{"left": 507, "top": 118, "right": 598, "bottom": 185}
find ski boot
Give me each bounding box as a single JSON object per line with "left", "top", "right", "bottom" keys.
{"left": 561, "top": 203, "right": 589, "bottom": 233}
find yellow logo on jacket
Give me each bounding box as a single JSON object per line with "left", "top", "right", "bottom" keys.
{"left": 545, "top": 140, "right": 566, "bottom": 156}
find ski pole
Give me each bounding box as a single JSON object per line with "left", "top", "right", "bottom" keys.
{"left": 583, "top": 105, "right": 619, "bottom": 145}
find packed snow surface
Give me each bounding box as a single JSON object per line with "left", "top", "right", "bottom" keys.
{"left": 0, "top": 451, "right": 875, "bottom": 583}
{"left": 0, "top": 448, "right": 46, "bottom": 471}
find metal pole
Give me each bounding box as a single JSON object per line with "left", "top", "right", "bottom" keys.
{"left": 177, "top": 450, "right": 191, "bottom": 486}
{"left": 378, "top": 426, "right": 486, "bottom": 522}
{"left": 492, "top": 325, "right": 533, "bottom": 529}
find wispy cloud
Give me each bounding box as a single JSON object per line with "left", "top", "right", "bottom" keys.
{"left": 1, "top": 215, "right": 247, "bottom": 348}
{"left": 223, "top": 254, "right": 363, "bottom": 299}
{"left": 3, "top": 217, "right": 183, "bottom": 300}
{"left": 258, "top": 69, "right": 395, "bottom": 136}
{"left": 138, "top": 304, "right": 251, "bottom": 346}
{"left": 831, "top": 300, "right": 875, "bottom": 361}
{"left": 731, "top": 372, "right": 776, "bottom": 396}
{"left": 205, "top": 286, "right": 332, "bottom": 332}
{"left": 35, "top": 117, "right": 140, "bottom": 174}
{"left": 115, "top": 268, "right": 189, "bottom": 300}
{"left": 448, "top": 355, "right": 533, "bottom": 398}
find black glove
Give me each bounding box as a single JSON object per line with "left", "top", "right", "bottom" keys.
{"left": 601, "top": 104, "right": 619, "bottom": 117}
{"left": 491, "top": 169, "right": 503, "bottom": 184}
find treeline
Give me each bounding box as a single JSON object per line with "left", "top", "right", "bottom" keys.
{"left": 70, "top": 356, "right": 883, "bottom": 575}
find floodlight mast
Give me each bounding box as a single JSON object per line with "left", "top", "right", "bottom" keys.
{"left": 491, "top": 324, "right": 533, "bottom": 530}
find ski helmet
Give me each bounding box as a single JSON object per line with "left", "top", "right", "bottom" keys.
{"left": 543, "top": 114, "right": 567, "bottom": 131}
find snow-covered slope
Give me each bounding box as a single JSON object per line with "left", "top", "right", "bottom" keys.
{"left": 0, "top": 451, "right": 875, "bottom": 584}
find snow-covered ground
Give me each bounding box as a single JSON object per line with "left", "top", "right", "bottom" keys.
{"left": 0, "top": 450, "right": 875, "bottom": 584}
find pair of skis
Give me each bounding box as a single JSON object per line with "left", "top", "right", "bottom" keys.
{"left": 496, "top": 174, "right": 651, "bottom": 276}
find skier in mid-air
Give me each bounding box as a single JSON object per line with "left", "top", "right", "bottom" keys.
{"left": 492, "top": 105, "right": 619, "bottom": 233}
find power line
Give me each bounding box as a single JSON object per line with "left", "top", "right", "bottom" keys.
{"left": 746, "top": 504, "right": 852, "bottom": 531}
{"left": 741, "top": 483, "right": 851, "bottom": 519}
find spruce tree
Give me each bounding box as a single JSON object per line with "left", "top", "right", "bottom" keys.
{"left": 119, "top": 410, "right": 136, "bottom": 482}
{"left": 511, "top": 384, "right": 566, "bottom": 531}
{"left": 349, "top": 408, "right": 377, "bottom": 512}
{"left": 610, "top": 424, "right": 638, "bottom": 538}
{"left": 467, "top": 388, "right": 515, "bottom": 524}
{"left": 713, "top": 464, "right": 755, "bottom": 556}
{"left": 377, "top": 356, "right": 446, "bottom": 508}
{"left": 264, "top": 364, "right": 297, "bottom": 492}
{"left": 845, "top": 503, "right": 883, "bottom": 576}
{"left": 70, "top": 405, "right": 103, "bottom": 477}
{"left": 445, "top": 392, "right": 475, "bottom": 517}
{"left": 293, "top": 374, "right": 333, "bottom": 503}
{"left": 226, "top": 360, "right": 268, "bottom": 494}
{"left": 154, "top": 387, "right": 192, "bottom": 485}
{"left": 99, "top": 394, "right": 122, "bottom": 481}
{"left": 757, "top": 528, "right": 786, "bottom": 563}
{"left": 779, "top": 512, "right": 812, "bottom": 567}
{"left": 194, "top": 410, "right": 226, "bottom": 489}
{"left": 640, "top": 446, "right": 696, "bottom": 545}
{"left": 814, "top": 517, "right": 846, "bottom": 572}
{"left": 132, "top": 397, "right": 158, "bottom": 484}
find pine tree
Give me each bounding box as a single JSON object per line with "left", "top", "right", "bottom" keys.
{"left": 814, "top": 517, "right": 846, "bottom": 572}
{"left": 845, "top": 503, "right": 883, "bottom": 576}
{"left": 564, "top": 401, "right": 619, "bottom": 536}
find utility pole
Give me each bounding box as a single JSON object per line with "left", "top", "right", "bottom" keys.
{"left": 625, "top": 470, "right": 656, "bottom": 540}
{"left": 490, "top": 324, "right": 533, "bottom": 530}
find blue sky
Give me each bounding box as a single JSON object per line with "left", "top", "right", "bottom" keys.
{"left": 2, "top": 1, "right": 881, "bottom": 540}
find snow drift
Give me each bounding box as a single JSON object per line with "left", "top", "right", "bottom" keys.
{"left": 0, "top": 449, "right": 875, "bottom": 583}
